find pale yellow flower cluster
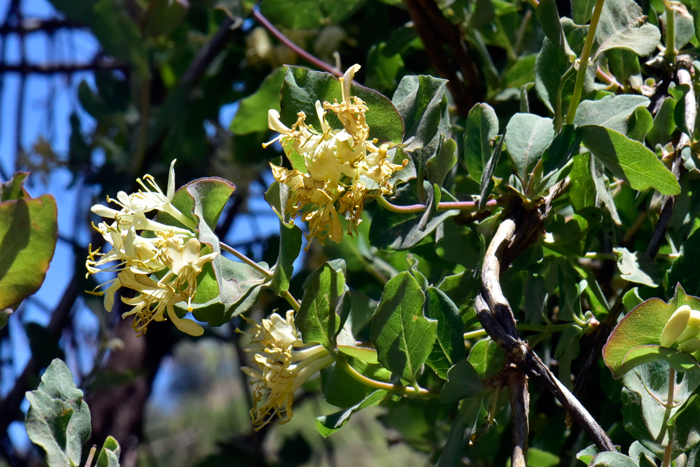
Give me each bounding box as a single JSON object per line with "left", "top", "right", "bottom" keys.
{"left": 86, "top": 161, "right": 217, "bottom": 337}
{"left": 265, "top": 64, "right": 405, "bottom": 244}
{"left": 660, "top": 305, "right": 700, "bottom": 355}
{"left": 240, "top": 310, "right": 333, "bottom": 429}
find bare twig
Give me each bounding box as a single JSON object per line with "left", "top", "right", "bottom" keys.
{"left": 475, "top": 182, "right": 616, "bottom": 453}
{"left": 0, "top": 59, "right": 128, "bottom": 75}
{"left": 403, "top": 0, "right": 482, "bottom": 115}
{"left": 506, "top": 367, "right": 529, "bottom": 467}
{"left": 250, "top": 8, "right": 342, "bottom": 77}
{"left": 0, "top": 18, "right": 84, "bottom": 34}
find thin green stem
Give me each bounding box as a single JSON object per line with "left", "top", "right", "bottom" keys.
{"left": 220, "top": 242, "right": 273, "bottom": 278}
{"left": 464, "top": 329, "right": 489, "bottom": 340}
{"left": 336, "top": 355, "right": 432, "bottom": 397}
{"left": 219, "top": 241, "right": 301, "bottom": 312}
{"left": 566, "top": 0, "right": 606, "bottom": 125}
{"left": 376, "top": 195, "right": 500, "bottom": 214}
{"left": 662, "top": 367, "right": 676, "bottom": 467}
{"left": 283, "top": 290, "right": 301, "bottom": 312}
{"left": 664, "top": 0, "right": 676, "bottom": 65}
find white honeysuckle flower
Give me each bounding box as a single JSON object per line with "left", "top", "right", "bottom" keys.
{"left": 240, "top": 310, "right": 334, "bottom": 429}
{"left": 86, "top": 161, "right": 218, "bottom": 337}
{"left": 158, "top": 237, "right": 219, "bottom": 310}
{"left": 264, "top": 64, "right": 406, "bottom": 244}
{"left": 117, "top": 270, "right": 204, "bottom": 337}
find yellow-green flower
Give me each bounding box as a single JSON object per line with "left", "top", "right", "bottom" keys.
{"left": 265, "top": 64, "right": 406, "bottom": 244}
{"left": 240, "top": 310, "right": 334, "bottom": 429}
{"left": 86, "top": 161, "right": 216, "bottom": 337}
{"left": 660, "top": 305, "right": 700, "bottom": 358}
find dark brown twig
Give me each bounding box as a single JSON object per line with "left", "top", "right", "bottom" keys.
{"left": 476, "top": 182, "right": 616, "bottom": 453}
{"left": 403, "top": 0, "right": 482, "bottom": 115}
{"left": 506, "top": 367, "right": 529, "bottom": 467}
{"left": 0, "top": 60, "right": 128, "bottom": 75}
{"left": 250, "top": 8, "right": 342, "bottom": 77}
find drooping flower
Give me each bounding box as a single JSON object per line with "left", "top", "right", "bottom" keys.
{"left": 264, "top": 64, "right": 406, "bottom": 244}
{"left": 240, "top": 310, "right": 334, "bottom": 429}
{"left": 86, "top": 161, "right": 217, "bottom": 337}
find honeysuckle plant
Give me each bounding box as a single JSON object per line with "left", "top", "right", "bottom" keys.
{"left": 11, "top": 0, "right": 700, "bottom": 464}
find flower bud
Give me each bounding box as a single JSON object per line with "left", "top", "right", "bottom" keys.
{"left": 660, "top": 305, "right": 691, "bottom": 347}
{"left": 678, "top": 337, "right": 700, "bottom": 354}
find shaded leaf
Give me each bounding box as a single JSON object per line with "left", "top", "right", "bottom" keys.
{"left": 581, "top": 125, "right": 680, "bottom": 195}
{"left": 574, "top": 95, "right": 650, "bottom": 134}
{"left": 0, "top": 195, "right": 58, "bottom": 310}
{"left": 370, "top": 272, "right": 436, "bottom": 382}
{"left": 468, "top": 339, "right": 505, "bottom": 379}
{"left": 316, "top": 390, "right": 388, "bottom": 437}
{"left": 440, "top": 360, "right": 485, "bottom": 404}
{"left": 260, "top": 0, "right": 365, "bottom": 29}
{"left": 298, "top": 260, "right": 350, "bottom": 351}
{"left": 464, "top": 103, "right": 499, "bottom": 183}
{"left": 96, "top": 436, "right": 121, "bottom": 467}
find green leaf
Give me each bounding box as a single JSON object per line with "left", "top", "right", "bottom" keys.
{"left": 96, "top": 436, "right": 121, "bottom": 467}
{"left": 25, "top": 359, "right": 91, "bottom": 467}
{"left": 622, "top": 287, "right": 644, "bottom": 313}
{"left": 370, "top": 272, "right": 436, "bottom": 383}
{"left": 527, "top": 449, "right": 561, "bottom": 467}
{"left": 536, "top": 0, "right": 570, "bottom": 53}
{"left": 464, "top": 103, "right": 499, "bottom": 183}
{"left": 298, "top": 260, "right": 350, "bottom": 350}
{"left": 392, "top": 75, "right": 449, "bottom": 171}
{"left": 589, "top": 452, "right": 638, "bottom": 466}
{"left": 576, "top": 444, "right": 599, "bottom": 465}
{"left": 365, "top": 43, "right": 404, "bottom": 92}
{"left": 670, "top": 393, "right": 700, "bottom": 454}
{"left": 271, "top": 223, "right": 302, "bottom": 295}
{"left": 627, "top": 107, "right": 653, "bottom": 142}
{"left": 606, "top": 49, "right": 643, "bottom": 91}
{"left": 569, "top": 154, "right": 596, "bottom": 212}
{"left": 613, "top": 247, "right": 663, "bottom": 288}
{"left": 92, "top": 0, "right": 150, "bottom": 78}
{"left": 505, "top": 113, "right": 555, "bottom": 187}
{"left": 593, "top": 0, "right": 661, "bottom": 59}
{"left": 581, "top": 125, "right": 680, "bottom": 195}
{"left": 338, "top": 344, "right": 378, "bottom": 364}
{"left": 572, "top": 0, "right": 596, "bottom": 23}
{"left": 163, "top": 177, "right": 269, "bottom": 328}
{"left": 427, "top": 136, "right": 457, "bottom": 187}
{"left": 1, "top": 172, "right": 29, "bottom": 201}
{"left": 425, "top": 287, "right": 467, "bottom": 369}
{"left": 669, "top": 227, "right": 700, "bottom": 297}
{"left": 440, "top": 360, "right": 485, "bottom": 404}
{"left": 468, "top": 339, "right": 505, "bottom": 379}
{"left": 315, "top": 390, "right": 388, "bottom": 437}
{"left": 589, "top": 154, "right": 622, "bottom": 224}
{"left": 622, "top": 360, "right": 700, "bottom": 456}
{"left": 260, "top": 0, "right": 365, "bottom": 29}
{"left": 479, "top": 133, "right": 506, "bottom": 210}
{"left": 603, "top": 284, "right": 700, "bottom": 377}
{"left": 616, "top": 345, "right": 698, "bottom": 377}
{"left": 663, "top": 4, "right": 695, "bottom": 51}
{"left": 435, "top": 397, "right": 482, "bottom": 467}
{"left": 0, "top": 195, "right": 58, "bottom": 309}
{"left": 280, "top": 66, "right": 404, "bottom": 145}
{"left": 646, "top": 97, "right": 677, "bottom": 148}
{"left": 574, "top": 95, "right": 650, "bottom": 134}
{"left": 230, "top": 67, "right": 287, "bottom": 135}
{"left": 368, "top": 181, "right": 458, "bottom": 250}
